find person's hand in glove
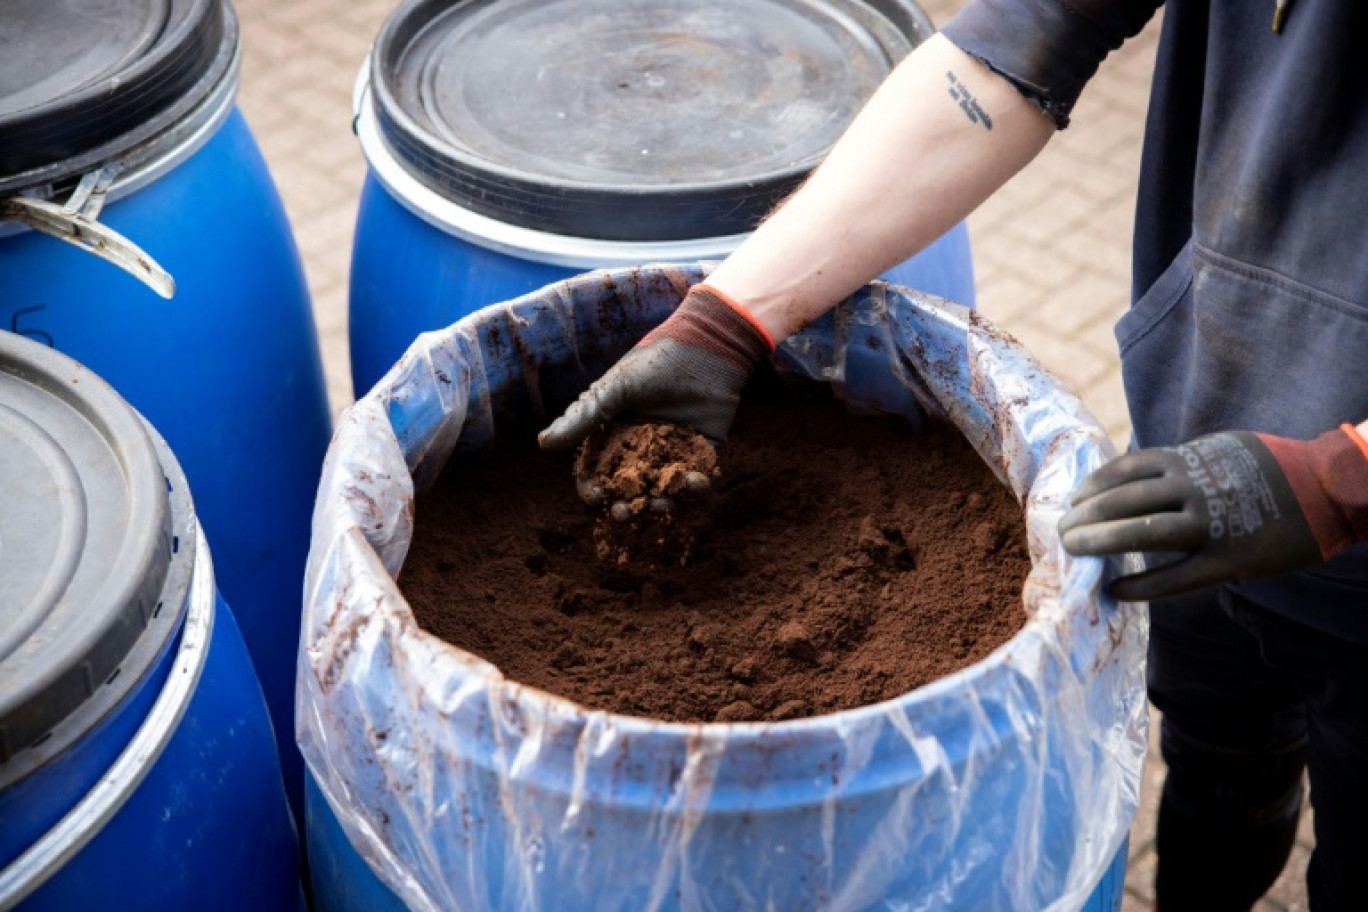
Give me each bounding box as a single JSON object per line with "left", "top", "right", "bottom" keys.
{"left": 538, "top": 283, "right": 774, "bottom": 507}
{"left": 1058, "top": 424, "right": 1368, "bottom": 601}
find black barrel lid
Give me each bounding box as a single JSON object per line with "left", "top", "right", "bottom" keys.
{"left": 0, "top": 333, "right": 178, "bottom": 765}
{"left": 0, "top": 0, "right": 235, "bottom": 196}
{"left": 372, "top": 0, "right": 931, "bottom": 241}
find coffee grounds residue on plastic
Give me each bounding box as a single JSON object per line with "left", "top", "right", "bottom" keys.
{"left": 402, "top": 383, "right": 1030, "bottom": 723}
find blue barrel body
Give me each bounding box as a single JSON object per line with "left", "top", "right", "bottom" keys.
{"left": 1, "top": 594, "right": 300, "bottom": 910}
{"left": 348, "top": 173, "right": 976, "bottom": 396}
{"left": 307, "top": 747, "right": 1127, "bottom": 912}
{"left": 0, "top": 108, "right": 331, "bottom": 821}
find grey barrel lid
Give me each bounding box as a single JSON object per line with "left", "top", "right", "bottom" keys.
{"left": 0, "top": 333, "right": 185, "bottom": 769}
{"left": 370, "top": 0, "right": 933, "bottom": 241}
{"left": 0, "top": 0, "right": 237, "bottom": 196}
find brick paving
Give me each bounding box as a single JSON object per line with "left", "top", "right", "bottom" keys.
{"left": 232, "top": 0, "right": 1313, "bottom": 907}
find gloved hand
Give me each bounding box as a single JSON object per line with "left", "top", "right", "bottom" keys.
{"left": 1059, "top": 425, "right": 1368, "bottom": 601}
{"left": 539, "top": 281, "right": 772, "bottom": 450}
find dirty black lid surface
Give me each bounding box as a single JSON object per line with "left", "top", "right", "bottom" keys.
{"left": 0, "top": 0, "right": 235, "bottom": 195}
{"left": 0, "top": 333, "right": 174, "bottom": 764}
{"left": 372, "top": 0, "right": 930, "bottom": 240}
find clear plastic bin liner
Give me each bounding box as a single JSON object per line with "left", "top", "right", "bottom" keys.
{"left": 300, "top": 263, "right": 1147, "bottom": 911}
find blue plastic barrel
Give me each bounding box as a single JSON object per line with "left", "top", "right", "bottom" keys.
{"left": 0, "top": 0, "right": 331, "bottom": 820}
{"left": 347, "top": 0, "right": 976, "bottom": 396}
{"left": 303, "top": 266, "right": 1147, "bottom": 910}
{"left": 0, "top": 333, "right": 300, "bottom": 910}
{"left": 306, "top": 772, "right": 1127, "bottom": 912}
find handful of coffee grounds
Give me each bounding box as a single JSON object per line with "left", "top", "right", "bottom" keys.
{"left": 574, "top": 423, "right": 719, "bottom": 565}
{"left": 401, "top": 382, "right": 1030, "bottom": 723}
{"left": 575, "top": 422, "right": 718, "bottom": 508}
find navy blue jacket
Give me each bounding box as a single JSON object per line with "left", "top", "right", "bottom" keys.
{"left": 943, "top": 1, "right": 1368, "bottom": 640}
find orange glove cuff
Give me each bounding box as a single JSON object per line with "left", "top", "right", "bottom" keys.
{"left": 1342, "top": 423, "right": 1368, "bottom": 462}
{"left": 697, "top": 283, "right": 775, "bottom": 351}
{"left": 639, "top": 284, "right": 772, "bottom": 369}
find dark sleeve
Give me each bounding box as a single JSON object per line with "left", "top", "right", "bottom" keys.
{"left": 940, "top": 0, "right": 1162, "bottom": 128}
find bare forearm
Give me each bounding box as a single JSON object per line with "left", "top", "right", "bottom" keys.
{"left": 706, "top": 34, "right": 1054, "bottom": 341}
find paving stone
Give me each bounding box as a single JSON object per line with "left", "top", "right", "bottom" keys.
{"left": 1033, "top": 270, "right": 1125, "bottom": 338}
{"left": 296, "top": 211, "right": 355, "bottom": 264}
{"left": 999, "top": 318, "right": 1113, "bottom": 391}
{"left": 1003, "top": 186, "right": 1103, "bottom": 248}
{"left": 305, "top": 17, "right": 374, "bottom": 66}
{"left": 1125, "top": 713, "right": 1164, "bottom": 893}
{"left": 302, "top": 134, "right": 366, "bottom": 174}
{"left": 1265, "top": 841, "right": 1313, "bottom": 911}
{"left": 342, "top": 1, "right": 395, "bottom": 29}
{"left": 1121, "top": 890, "right": 1153, "bottom": 912}
{"left": 250, "top": 118, "right": 321, "bottom": 163}
{"left": 1124, "top": 841, "right": 1157, "bottom": 902}
{"left": 1296, "top": 798, "right": 1317, "bottom": 848}
{"left": 968, "top": 228, "right": 1053, "bottom": 281}
{"left": 319, "top": 324, "right": 353, "bottom": 416}
{"left": 976, "top": 173, "right": 1044, "bottom": 214}
{"left": 974, "top": 267, "right": 1047, "bottom": 325}
{"left": 1058, "top": 234, "right": 1135, "bottom": 285}
{"left": 257, "top": 0, "right": 324, "bottom": 35}
{"left": 1074, "top": 311, "right": 1126, "bottom": 365}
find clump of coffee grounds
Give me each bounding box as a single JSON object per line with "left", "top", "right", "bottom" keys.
{"left": 574, "top": 422, "right": 719, "bottom": 565}
{"left": 401, "top": 382, "right": 1031, "bottom": 724}
{"left": 575, "top": 422, "right": 718, "bottom": 505}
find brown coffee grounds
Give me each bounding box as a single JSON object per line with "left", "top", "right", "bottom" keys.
{"left": 574, "top": 422, "right": 720, "bottom": 565}
{"left": 402, "top": 382, "right": 1031, "bottom": 723}
{"left": 575, "top": 422, "right": 718, "bottom": 506}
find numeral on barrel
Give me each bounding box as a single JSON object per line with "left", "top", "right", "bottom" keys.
{"left": 9, "top": 306, "right": 54, "bottom": 347}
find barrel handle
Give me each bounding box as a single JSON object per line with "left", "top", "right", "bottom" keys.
{"left": 0, "top": 165, "right": 176, "bottom": 300}
{"left": 0, "top": 530, "right": 214, "bottom": 909}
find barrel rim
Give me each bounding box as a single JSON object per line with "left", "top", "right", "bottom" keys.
{"left": 0, "top": 1, "right": 238, "bottom": 198}
{"left": 0, "top": 42, "right": 239, "bottom": 244}
{"left": 364, "top": 0, "right": 935, "bottom": 240}
{"left": 355, "top": 73, "right": 749, "bottom": 268}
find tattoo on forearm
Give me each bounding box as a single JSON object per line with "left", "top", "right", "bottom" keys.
{"left": 946, "top": 71, "right": 993, "bottom": 131}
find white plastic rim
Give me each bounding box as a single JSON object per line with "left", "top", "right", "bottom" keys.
{"left": 352, "top": 59, "right": 750, "bottom": 270}
{"left": 0, "top": 530, "right": 216, "bottom": 910}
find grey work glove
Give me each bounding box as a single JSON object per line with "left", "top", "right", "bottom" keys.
{"left": 538, "top": 283, "right": 773, "bottom": 451}
{"left": 1058, "top": 428, "right": 1368, "bottom": 601}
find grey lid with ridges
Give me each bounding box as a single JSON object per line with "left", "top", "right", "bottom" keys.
{"left": 0, "top": 0, "right": 236, "bottom": 195}
{"left": 371, "top": 0, "right": 932, "bottom": 240}
{"left": 0, "top": 333, "right": 177, "bottom": 764}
